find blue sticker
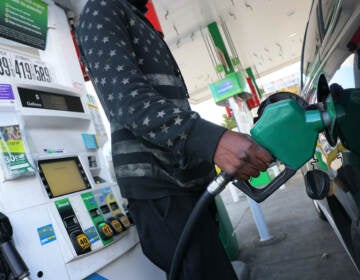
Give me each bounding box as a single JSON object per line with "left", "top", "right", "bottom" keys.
{"left": 89, "top": 197, "right": 96, "bottom": 205}
{"left": 37, "top": 224, "right": 56, "bottom": 245}
{"left": 81, "top": 134, "right": 98, "bottom": 150}
{"left": 101, "top": 187, "right": 111, "bottom": 195}
{"left": 84, "top": 274, "right": 108, "bottom": 280}
{"left": 94, "top": 188, "right": 111, "bottom": 204}
{"left": 84, "top": 226, "right": 100, "bottom": 244}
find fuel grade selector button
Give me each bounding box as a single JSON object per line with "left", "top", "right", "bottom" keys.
{"left": 69, "top": 230, "right": 91, "bottom": 255}
{"left": 96, "top": 221, "right": 114, "bottom": 240}
{"left": 107, "top": 217, "right": 124, "bottom": 234}
{"left": 117, "top": 214, "right": 131, "bottom": 229}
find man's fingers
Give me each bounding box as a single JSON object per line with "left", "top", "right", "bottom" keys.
{"left": 233, "top": 164, "right": 260, "bottom": 181}
{"left": 248, "top": 155, "right": 268, "bottom": 171}
{"left": 213, "top": 130, "right": 274, "bottom": 181}
{"left": 253, "top": 144, "right": 273, "bottom": 164}
{"left": 243, "top": 134, "right": 273, "bottom": 167}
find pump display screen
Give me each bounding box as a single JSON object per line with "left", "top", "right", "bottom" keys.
{"left": 41, "top": 94, "right": 68, "bottom": 111}
{"left": 38, "top": 157, "right": 91, "bottom": 198}
{"left": 18, "top": 87, "right": 84, "bottom": 112}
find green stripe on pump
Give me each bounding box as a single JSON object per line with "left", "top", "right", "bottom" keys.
{"left": 207, "top": 22, "right": 234, "bottom": 74}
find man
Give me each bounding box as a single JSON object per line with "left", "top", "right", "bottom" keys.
{"left": 76, "top": 0, "right": 272, "bottom": 279}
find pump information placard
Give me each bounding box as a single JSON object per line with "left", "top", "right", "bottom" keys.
{"left": 0, "top": 0, "right": 48, "bottom": 50}
{"left": 0, "top": 48, "right": 54, "bottom": 83}
{"left": 209, "top": 72, "right": 248, "bottom": 104}
{"left": 0, "top": 124, "right": 35, "bottom": 179}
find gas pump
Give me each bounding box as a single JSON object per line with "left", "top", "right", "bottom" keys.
{"left": 0, "top": 81, "right": 158, "bottom": 280}
{"left": 0, "top": 1, "right": 165, "bottom": 279}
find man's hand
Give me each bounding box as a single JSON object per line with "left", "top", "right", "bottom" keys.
{"left": 214, "top": 131, "right": 273, "bottom": 181}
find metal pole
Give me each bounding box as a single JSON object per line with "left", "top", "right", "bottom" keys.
{"left": 246, "top": 196, "right": 272, "bottom": 241}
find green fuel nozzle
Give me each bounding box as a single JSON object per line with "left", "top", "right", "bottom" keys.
{"left": 235, "top": 80, "right": 360, "bottom": 203}
{"left": 234, "top": 92, "right": 338, "bottom": 202}
{"left": 251, "top": 98, "right": 333, "bottom": 170}
{"left": 234, "top": 78, "right": 360, "bottom": 203}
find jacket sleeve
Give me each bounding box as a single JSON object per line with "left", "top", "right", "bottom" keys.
{"left": 76, "top": 2, "right": 226, "bottom": 164}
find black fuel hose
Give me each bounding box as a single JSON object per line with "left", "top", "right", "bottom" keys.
{"left": 167, "top": 190, "right": 213, "bottom": 280}
{"left": 168, "top": 173, "right": 232, "bottom": 280}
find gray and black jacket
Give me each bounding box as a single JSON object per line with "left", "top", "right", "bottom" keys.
{"left": 76, "top": 0, "right": 226, "bottom": 199}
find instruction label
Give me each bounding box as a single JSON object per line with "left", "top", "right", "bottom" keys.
{"left": 0, "top": 0, "right": 48, "bottom": 50}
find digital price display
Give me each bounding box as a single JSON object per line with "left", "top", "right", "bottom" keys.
{"left": 18, "top": 87, "right": 84, "bottom": 112}
{"left": 0, "top": 51, "right": 53, "bottom": 83}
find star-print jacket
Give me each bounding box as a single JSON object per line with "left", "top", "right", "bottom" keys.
{"left": 76, "top": 0, "right": 226, "bottom": 199}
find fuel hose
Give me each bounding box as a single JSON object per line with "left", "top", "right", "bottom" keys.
{"left": 168, "top": 173, "right": 232, "bottom": 280}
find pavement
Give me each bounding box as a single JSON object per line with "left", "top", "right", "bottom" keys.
{"left": 220, "top": 171, "right": 360, "bottom": 280}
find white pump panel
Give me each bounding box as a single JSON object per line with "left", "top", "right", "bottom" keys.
{"left": 0, "top": 1, "right": 165, "bottom": 279}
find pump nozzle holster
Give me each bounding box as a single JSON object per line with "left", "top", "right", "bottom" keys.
{"left": 0, "top": 212, "right": 30, "bottom": 280}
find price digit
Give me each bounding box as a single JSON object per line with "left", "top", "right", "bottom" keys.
{"left": 2, "top": 57, "right": 11, "bottom": 76}
{"left": 14, "top": 60, "right": 22, "bottom": 78}
{"left": 24, "top": 63, "right": 32, "bottom": 79}
{"left": 34, "top": 64, "right": 40, "bottom": 81}
{"left": 39, "top": 66, "right": 46, "bottom": 81}
{"left": 44, "top": 67, "right": 51, "bottom": 82}
{"left": 19, "top": 62, "right": 27, "bottom": 79}
{"left": 0, "top": 57, "right": 5, "bottom": 75}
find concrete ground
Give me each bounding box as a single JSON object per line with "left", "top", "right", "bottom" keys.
{"left": 221, "top": 171, "right": 359, "bottom": 280}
